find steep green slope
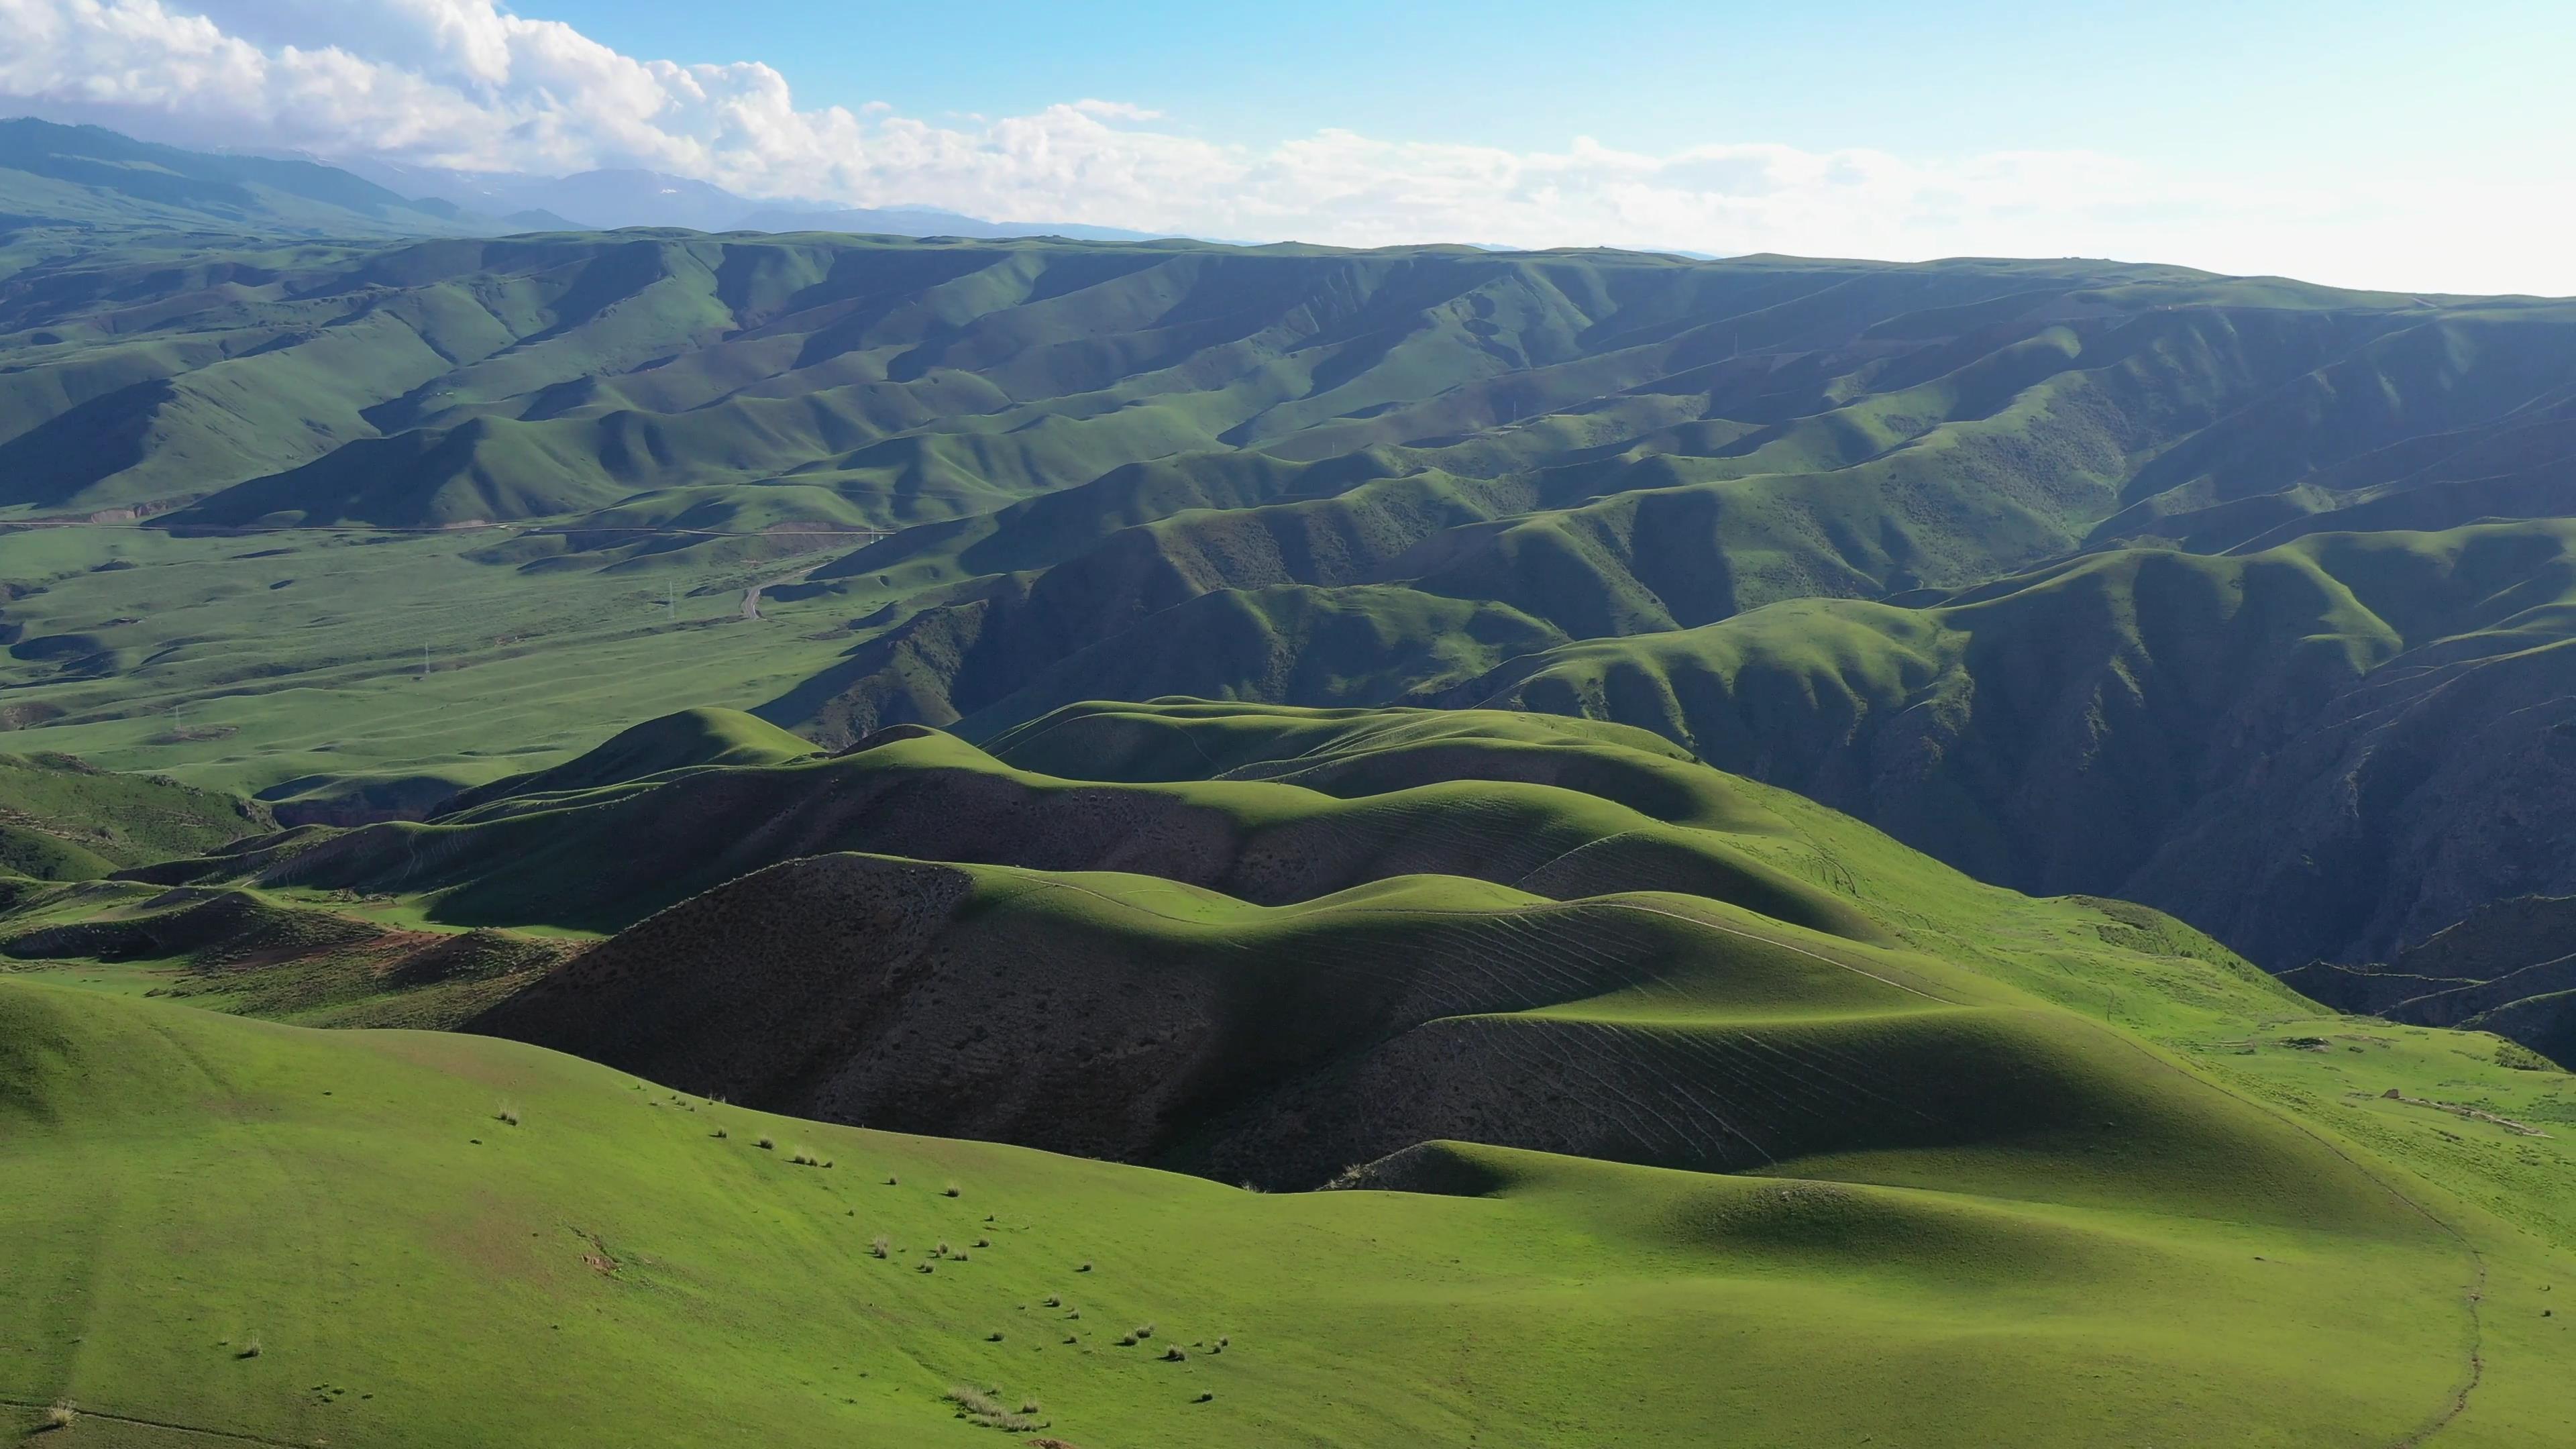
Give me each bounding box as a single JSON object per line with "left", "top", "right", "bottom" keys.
{"left": 1438, "top": 521, "right": 2576, "bottom": 985}
{"left": 0, "top": 751, "right": 266, "bottom": 879}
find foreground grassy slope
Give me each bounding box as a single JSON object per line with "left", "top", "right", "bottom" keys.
{"left": 13, "top": 702, "right": 2576, "bottom": 1442}
{"left": 9, "top": 964, "right": 2576, "bottom": 1446}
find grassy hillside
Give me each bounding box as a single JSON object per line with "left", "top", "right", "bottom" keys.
{"left": 4, "top": 229, "right": 2574, "bottom": 1053}
{"left": 1433, "top": 521, "right": 2576, "bottom": 988}
{"left": 11, "top": 704, "right": 2576, "bottom": 1442}
{"left": 0, "top": 751, "right": 266, "bottom": 879}
{"left": 12, "top": 975, "right": 2574, "bottom": 1448}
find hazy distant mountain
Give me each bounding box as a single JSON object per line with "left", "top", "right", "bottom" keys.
{"left": 0, "top": 117, "right": 500, "bottom": 238}
{"left": 328, "top": 152, "right": 1175, "bottom": 239}
{"left": 735, "top": 204, "right": 1170, "bottom": 241}
{"left": 0, "top": 121, "right": 1195, "bottom": 243}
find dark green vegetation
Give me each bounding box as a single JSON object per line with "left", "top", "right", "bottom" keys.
{"left": 11, "top": 700, "right": 2576, "bottom": 1445}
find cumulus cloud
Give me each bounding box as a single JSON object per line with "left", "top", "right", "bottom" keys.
{"left": 0, "top": 0, "right": 2567, "bottom": 293}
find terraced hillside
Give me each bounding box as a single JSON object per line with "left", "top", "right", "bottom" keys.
{"left": 9, "top": 700, "right": 2576, "bottom": 1445}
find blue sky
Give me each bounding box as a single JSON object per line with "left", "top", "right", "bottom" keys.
{"left": 3, "top": 0, "right": 2571, "bottom": 291}
{"left": 525, "top": 0, "right": 2569, "bottom": 182}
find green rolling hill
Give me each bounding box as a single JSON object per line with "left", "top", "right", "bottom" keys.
{"left": 3, "top": 225, "right": 2573, "bottom": 1034}
{"left": 10, "top": 700, "right": 2576, "bottom": 1444}
{"left": 5, "top": 205, "right": 2576, "bottom": 1444}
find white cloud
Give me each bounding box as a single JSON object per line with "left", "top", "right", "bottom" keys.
{"left": 0, "top": 0, "right": 2568, "bottom": 294}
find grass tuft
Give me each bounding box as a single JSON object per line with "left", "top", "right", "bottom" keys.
{"left": 870, "top": 1234, "right": 890, "bottom": 1259}
{"left": 236, "top": 1338, "right": 262, "bottom": 1359}
{"left": 943, "top": 1181, "right": 961, "bottom": 1197}
{"left": 494, "top": 1105, "right": 520, "bottom": 1127}
{"left": 43, "top": 1401, "right": 77, "bottom": 1430}
{"left": 755, "top": 1136, "right": 773, "bottom": 1150}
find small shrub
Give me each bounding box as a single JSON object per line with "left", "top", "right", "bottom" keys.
{"left": 1195, "top": 1391, "right": 1214, "bottom": 1403}
{"left": 237, "top": 1338, "right": 262, "bottom": 1359}
{"left": 1135, "top": 1322, "right": 1155, "bottom": 1339}
{"left": 494, "top": 1105, "right": 520, "bottom": 1126}
{"left": 1163, "top": 1344, "right": 1187, "bottom": 1361}
{"left": 1020, "top": 1398, "right": 1041, "bottom": 1415}
{"left": 1065, "top": 1308, "right": 1079, "bottom": 1320}
{"left": 934, "top": 1240, "right": 951, "bottom": 1257}
{"left": 943, "top": 1182, "right": 961, "bottom": 1197}
{"left": 1077, "top": 1260, "right": 1093, "bottom": 1273}
{"left": 1116, "top": 1334, "right": 1136, "bottom": 1346}
{"left": 871, "top": 1235, "right": 891, "bottom": 1259}
{"left": 755, "top": 1136, "right": 774, "bottom": 1150}
{"left": 44, "top": 1401, "right": 76, "bottom": 1430}
{"left": 987, "top": 1330, "right": 1005, "bottom": 1342}
{"left": 822, "top": 1159, "right": 835, "bottom": 1169}
{"left": 712, "top": 1127, "right": 728, "bottom": 1140}
{"left": 916, "top": 1262, "right": 935, "bottom": 1274}
{"left": 1042, "top": 1294, "right": 1061, "bottom": 1307}
{"left": 885, "top": 1175, "right": 899, "bottom": 1186}
{"left": 974, "top": 1236, "right": 991, "bottom": 1248}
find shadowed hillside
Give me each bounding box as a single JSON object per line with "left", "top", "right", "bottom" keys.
{"left": 1434, "top": 521, "right": 2576, "bottom": 984}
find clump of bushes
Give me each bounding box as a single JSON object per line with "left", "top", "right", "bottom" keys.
{"left": 943, "top": 1385, "right": 1046, "bottom": 1432}
{"left": 755, "top": 1136, "right": 774, "bottom": 1150}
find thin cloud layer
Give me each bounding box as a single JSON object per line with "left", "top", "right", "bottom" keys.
{"left": 0, "top": 0, "right": 2566, "bottom": 292}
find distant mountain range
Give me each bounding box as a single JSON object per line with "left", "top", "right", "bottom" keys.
{"left": 0, "top": 117, "right": 1183, "bottom": 244}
